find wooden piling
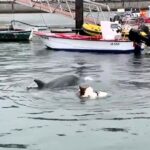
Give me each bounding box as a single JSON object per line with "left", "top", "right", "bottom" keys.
{"left": 75, "top": 0, "right": 83, "bottom": 31}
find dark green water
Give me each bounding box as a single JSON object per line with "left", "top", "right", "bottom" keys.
{"left": 0, "top": 13, "right": 150, "bottom": 150}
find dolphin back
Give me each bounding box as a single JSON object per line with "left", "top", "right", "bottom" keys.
{"left": 47, "top": 75, "right": 79, "bottom": 88}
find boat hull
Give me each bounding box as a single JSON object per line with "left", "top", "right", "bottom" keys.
{"left": 0, "top": 30, "right": 31, "bottom": 41}
{"left": 39, "top": 35, "right": 135, "bottom": 54}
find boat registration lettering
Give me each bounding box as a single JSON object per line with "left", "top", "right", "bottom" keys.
{"left": 43, "top": 36, "right": 49, "bottom": 39}
{"left": 110, "top": 42, "right": 120, "bottom": 45}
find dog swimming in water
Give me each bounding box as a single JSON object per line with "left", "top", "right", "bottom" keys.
{"left": 27, "top": 74, "right": 108, "bottom": 100}
{"left": 79, "top": 85, "right": 108, "bottom": 99}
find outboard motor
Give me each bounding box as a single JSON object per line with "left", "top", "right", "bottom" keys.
{"left": 139, "top": 24, "right": 149, "bottom": 34}
{"left": 128, "top": 29, "right": 142, "bottom": 54}
{"left": 128, "top": 29, "right": 141, "bottom": 43}
{"left": 139, "top": 25, "right": 150, "bottom": 46}
{"left": 129, "top": 25, "right": 150, "bottom": 45}
{"left": 128, "top": 26, "right": 150, "bottom": 54}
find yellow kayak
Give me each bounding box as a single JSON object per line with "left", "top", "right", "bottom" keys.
{"left": 82, "top": 23, "right": 101, "bottom": 36}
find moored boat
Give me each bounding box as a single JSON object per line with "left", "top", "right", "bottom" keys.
{"left": 0, "top": 24, "right": 32, "bottom": 42}
{"left": 0, "top": 30, "right": 32, "bottom": 42}
{"left": 35, "top": 32, "right": 135, "bottom": 54}
{"left": 35, "top": 21, "right": 141, "bottom": 54}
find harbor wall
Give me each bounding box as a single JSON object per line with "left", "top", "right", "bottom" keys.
{"left": 0, "top": 1, "right": 150, "bottom": 13}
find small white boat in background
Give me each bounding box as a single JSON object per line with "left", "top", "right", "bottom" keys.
{"left": 34, "top": 21, "right": 139, "bottom": 54}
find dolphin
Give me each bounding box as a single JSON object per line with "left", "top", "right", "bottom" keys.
{"left": 27, "top": 75, "right": 79, "bottom": 90}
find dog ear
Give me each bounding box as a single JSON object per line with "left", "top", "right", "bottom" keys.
{"left": 79, "top": 86, "right": 86, "bottom": 95}
{"left": 79, "top": 86, "right": 85, "bottom": 90}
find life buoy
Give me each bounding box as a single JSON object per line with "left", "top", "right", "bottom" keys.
{"left": 82, "top": 23, "right": 101, "bottom": 36}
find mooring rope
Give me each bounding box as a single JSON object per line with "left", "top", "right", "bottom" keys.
{"left": 10, "top": 20, "right": 48, "bottom": 28}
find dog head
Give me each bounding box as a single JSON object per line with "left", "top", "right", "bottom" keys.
{"left": 79, "top": 85, "right": 94, "bottom": 98}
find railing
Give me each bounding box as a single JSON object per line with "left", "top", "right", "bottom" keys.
{"left": 13, "top": 0, "right": 111, "bottom": 24}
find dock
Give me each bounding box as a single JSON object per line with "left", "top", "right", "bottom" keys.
{"left": 0, "top": 0, "right": 150, "bottom": 13}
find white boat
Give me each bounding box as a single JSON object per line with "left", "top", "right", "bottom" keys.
{"left": 35, "top": 21, "right": 142, "bottom": 54}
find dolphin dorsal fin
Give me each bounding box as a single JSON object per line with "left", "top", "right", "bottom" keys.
{"left": 34, "top": 79, "right": 45, "bottom": 89}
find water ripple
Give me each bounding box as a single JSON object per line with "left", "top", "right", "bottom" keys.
{"left": 27, "top": 117, "right": 82, "bottom": 121}
{"left": 1, "top": 14, "right": 150, "bottom": 150}
{"left": 0, "top": 144, "right": 28, "bottom": 149}
{"left": 102, "top": 127, "right": 128, "bottom": 132}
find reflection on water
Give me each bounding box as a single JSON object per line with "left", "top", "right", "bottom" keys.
{"left": 1, "top": 15, "right": 150, "bottom": 150}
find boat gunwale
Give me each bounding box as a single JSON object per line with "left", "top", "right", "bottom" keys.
{"left": 35, "top": 32, "right": 131, "bottom": 42}
{"left": 0, "top": 30, "right": 31, "bottom": 34}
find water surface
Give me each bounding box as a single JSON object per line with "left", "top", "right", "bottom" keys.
{"left": 0, "top": 13, "right": 150, "bottom": 150}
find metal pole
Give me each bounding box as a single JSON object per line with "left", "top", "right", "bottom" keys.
{"left": 75, "top": 0, "right": 83, "bottom": 31}
{"left": 122, "top": 0, "right": 124, "bottom": 8}
{"left": 12, "top": 2, "right": 14, "bottom": 13}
